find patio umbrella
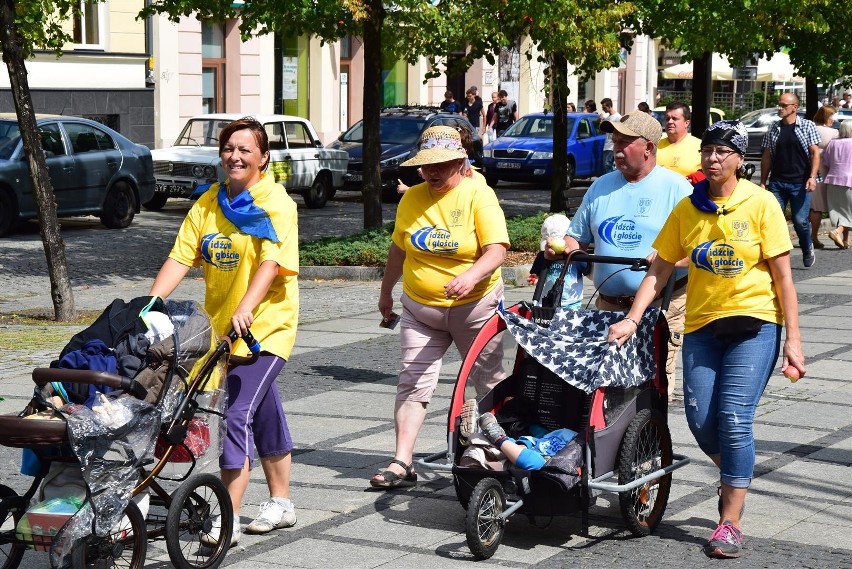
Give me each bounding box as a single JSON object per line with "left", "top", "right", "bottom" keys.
{"left": 661, "top": 52, "right": 803, "bottom": 83}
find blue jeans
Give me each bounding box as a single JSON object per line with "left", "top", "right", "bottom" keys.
{"left": 682, "top": 322, "right": 781, "bottom": 488}
{"left": 603, "top": 150, "right": 615, "bottom": 173}
{"left": 767, "top": 180, "right": 811, "bottom": 251}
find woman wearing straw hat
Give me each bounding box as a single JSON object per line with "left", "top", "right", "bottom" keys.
{"left": 371, "top": 126, "right": 510, "bottom": 489}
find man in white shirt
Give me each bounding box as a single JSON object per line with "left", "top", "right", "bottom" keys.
{"left": 600, "top": 98, "right": 622, "bottom": 173}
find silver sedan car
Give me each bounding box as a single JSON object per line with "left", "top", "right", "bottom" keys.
{"left": 0, "top": 114, "right": 155, "bottom": 236}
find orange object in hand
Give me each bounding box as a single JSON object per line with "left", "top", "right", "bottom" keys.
{"left": 783, "top": 365, "right": 801, "bottom": 382}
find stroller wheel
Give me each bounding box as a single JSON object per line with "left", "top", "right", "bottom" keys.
{"left": 0, "top": 485, "right": 26, "bottom": 569}
{"left": 70, "top": 499, "right": 146, "bottom": 569}
{"left": 166, "top": 473, "right": 233, "bottom": 569}
{"left": 617, "top": 409, "right": 673, "bottom": 536}
{"left": 465, "top": 478, "right": 506, "bottom": 560}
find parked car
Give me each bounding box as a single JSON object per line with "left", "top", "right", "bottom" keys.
{"left": 739, "top": 107, "right": 806, "bottom": 156}
{"left": 651, "top": 106, "right": 726, "bottom": 131}
{"left": 480, "top": 112, "right": 606, "bottom": 188}
{"left": 150, "top": 114, "right": 348, "bottom": 210}
{"left": 327, "top": 106, "right": 483, "bottom": 202}
{"left": 0, "top": 114, "right": 155, "bottom": 237}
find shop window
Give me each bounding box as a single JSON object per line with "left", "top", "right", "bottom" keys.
{"left": 382, "top": 55, "right": 407, "bottom": 107}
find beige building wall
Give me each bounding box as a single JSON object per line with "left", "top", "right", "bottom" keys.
{"left": 109, "top": 1, "right": 146, "bottom": 53}
{"left": 154, "top": 16, "right": 274, "bottom": 148}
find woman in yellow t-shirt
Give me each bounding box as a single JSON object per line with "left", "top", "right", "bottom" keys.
{"left": 149, "top": 118, "right": 299, "bottom": 545}
{"left": 370, "top": 126, "right": 510, "bottom": 489}
{"left": 607, "top": 121, "right": 805, "bottom": 560}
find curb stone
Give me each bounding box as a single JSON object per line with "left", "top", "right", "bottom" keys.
{"left": 296, "top": 264, "right": 533, "bottom": 285}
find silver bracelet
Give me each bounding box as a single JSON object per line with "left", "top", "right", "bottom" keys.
{"left": 623, "top": 316, "right": 639, "bottom": 328}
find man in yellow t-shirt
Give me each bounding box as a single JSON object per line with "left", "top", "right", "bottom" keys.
{"left": 657, "top": 101, "right": 702, "bottom": 177}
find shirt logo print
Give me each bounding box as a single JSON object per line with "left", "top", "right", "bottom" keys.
{"left": 411, "top": 226, "right": 459, "bottom": 255}
{"left": 598, "top": 215, "right": 642, "bottom": 251}
{"left": 201, "top": 232, "right": 240, "bottom": 271}
{"left": 691, "top": 239, "right": 744, "bottom": 277}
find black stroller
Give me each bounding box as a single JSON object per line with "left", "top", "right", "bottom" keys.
{"left": 420, "top": 254, "right": 690, "bottom": 559}
{"left": 0, "top": 297, "right": 253, "bottom": 569}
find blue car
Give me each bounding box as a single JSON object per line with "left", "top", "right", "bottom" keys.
{"left": 482, "top": 112, "right": 605, "bottom": 187}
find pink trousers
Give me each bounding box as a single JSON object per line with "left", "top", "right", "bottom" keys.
{"left": 397, "top": 282, "right": 505, "bottom": 402}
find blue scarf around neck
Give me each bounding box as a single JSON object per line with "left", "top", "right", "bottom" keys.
{"left": 217, "top": 184, "right": 279, "bottom": 243}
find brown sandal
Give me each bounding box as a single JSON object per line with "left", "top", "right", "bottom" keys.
{"left": 370, "top": 459, "right": 417, "bottom": 489}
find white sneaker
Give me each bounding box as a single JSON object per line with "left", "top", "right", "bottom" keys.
{"left": 245, "top": 498, "right": 297, "bottom": 534}
{"left": 200, "top": 514, "right": 240, "bottom": 547}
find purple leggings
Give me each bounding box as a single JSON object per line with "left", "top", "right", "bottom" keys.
{"left": 220, "top": 354, "right": 293, "bottom": 470}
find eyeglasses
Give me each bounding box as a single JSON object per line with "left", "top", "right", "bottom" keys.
{"left": 777, "top": 102, "right": 797, "bottom": 108}
{"left": 699, "top": 147, "right": 738, "bottom": 160}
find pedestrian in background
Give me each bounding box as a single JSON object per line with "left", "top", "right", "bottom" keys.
{"left": 810, "top": 105, "right": 838, "bottom": 249}
{"left": 759, "top": 92, "right": 821, "bottom": 268}
{"left": 657, "top": 101, "right": 702, "bottom": 178}
{"left": 600, "top": 97, "right": 622, "bottom": 173}
{"left": 439, "top": 90, "right": 461, "bottom": 114}
{"left": 491, "top": 90, "right": 518, "bottom": 137}
{"left": 822, "top": 120, "right": 852, "bottom": 249}
{"left": 372, "top": 126, "right": 509, "bottom": 489}
{"left": 462, "top": 88, "right": 485, "bottom": 135}
{"left": 583, "top": 99, "right": 596, "bottom": 113}
{"left": 638, "top": 102, "right": 651, "bottom": 114}
{"left": 485, "top": 91, "right": 499, "bottom": 143}
{"left": 608, "top": 120, "right": 805, "bottom": 560}
{"left": 150, "top": 117, "right": 299, "bottom": 545}
{"left": 567, "top": 102, "right": 577, "bottom": 113}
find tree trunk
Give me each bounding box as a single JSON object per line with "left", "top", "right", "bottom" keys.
{"left": 691, "top": 51, "right": 712, "bottom": 136}
{"left": 550, "top": 52, "right": 568, "bottom": 213}
{"left": 805, "top": 77, "right": 818, "bottom": 119}
{"left": 0, "top": 0, "right": 75, "bottom": 320}
{"left": 361, "top": 0, "right": 384, "bottom": 230}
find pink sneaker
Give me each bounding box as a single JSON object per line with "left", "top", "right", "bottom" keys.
{"left": 703, "top": 520, "right": 743, "bottom": 559}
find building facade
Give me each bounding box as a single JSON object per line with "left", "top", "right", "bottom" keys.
{"left": 0, "top": 1, "right": 154, "bottom": 147}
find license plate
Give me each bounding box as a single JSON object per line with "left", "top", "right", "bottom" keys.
{"left": 496, "top": 161, "right": 521, "bottom": 169}
{"left": 348, "top": 173, "right": 362, "bottom": 182}
{"left": 155, "top": 183, "right": 188, "bottom": 196}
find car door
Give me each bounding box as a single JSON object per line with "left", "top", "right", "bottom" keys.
{"left": 572, "top": 118, "right": 595, "bottom": 175}
{"left": 62, "top": 121, "right": 121, "bottom": 211}
{"left": 15, "top": 122, "right": 78, "bottom": 215}
{"left": 264, "top": 121, "right": 292, "bottom": 187}
{"left": 283, "top": 120, "right": 321, "bottom": 190}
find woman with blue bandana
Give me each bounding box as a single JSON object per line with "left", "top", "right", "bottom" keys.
{"left": 150, "top": 117, "right": 299, "bottom": 545}
{"left": 607, "top": 120, "right": 805, "bottom": 560}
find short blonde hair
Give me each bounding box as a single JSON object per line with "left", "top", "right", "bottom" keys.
{"left": 813, "top": 105, "right": 836, "bottom": 126}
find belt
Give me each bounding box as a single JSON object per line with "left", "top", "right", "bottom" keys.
{"left": 599, "top": 276, "right": 688, "bottom": 308}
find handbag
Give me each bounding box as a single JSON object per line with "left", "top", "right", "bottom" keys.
{"left": 154, "top": 416, "right": 210, "bottom": 463}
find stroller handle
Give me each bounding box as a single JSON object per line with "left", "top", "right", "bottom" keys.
{"left": 32, "top": 368, "right": 148, "bottom": 400}
{"left": 227, "top": 328, "right": 261, "bottom": 353}
{"left": 563, "top": 252, "right": 650, "bottom": 271}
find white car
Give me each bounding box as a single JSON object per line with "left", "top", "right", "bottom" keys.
{"left": 149, "top": 114, "right": 348, "bottom": 209}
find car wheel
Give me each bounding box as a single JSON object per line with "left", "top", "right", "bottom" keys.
{"left": 303, "top": 175, "right": 330, "bottom": 209}
{"left": 565, "top": 159, "right": 576, "bottom": 188}
{"left": 485, "top": 175, "right": 499, "bottom": 188}
{"left": 143, "top": 193, "right": 169, "bottom": 211}
{"left": 381, "top": 186, "right": 402, "bottom": 203}
{"left": 100, "top": 181, "right": 136, "bottom": 229}
{"left": 0, "top": 188, "right": 18, "bottom": 237}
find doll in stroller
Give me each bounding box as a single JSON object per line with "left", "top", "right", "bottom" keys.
{"left": 0, "top": 296, "right": 254, "bottom": 569}
{"left": 420, "top": 254, "right": 690, "bottom": 559}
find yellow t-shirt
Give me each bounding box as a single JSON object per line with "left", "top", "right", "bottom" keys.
{"left": 653, "top": 179, "right": 792, "bottom": 333}
{"left": 657, "top": 135, "right": 702, "bottom": 177}
{"left": 393, "top": 177, "right": 509, "bottom": 307}
{"left": 168, "top": 175, "right": 300, "bottom": 359}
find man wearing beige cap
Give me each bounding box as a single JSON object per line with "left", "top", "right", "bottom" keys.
{"left": 559, "top": 111, "right": 692, "bottom": 401}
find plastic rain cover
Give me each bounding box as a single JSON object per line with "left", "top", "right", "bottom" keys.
{"left": 49, "top": 300, "right": 218, "bottom": 567}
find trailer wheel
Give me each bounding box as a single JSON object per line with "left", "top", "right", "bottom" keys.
{"left": 465, "top": 478, "right": 505, "bottom": 560}
{"left": 617, "top": 409, "right": 673, "bottom": 536}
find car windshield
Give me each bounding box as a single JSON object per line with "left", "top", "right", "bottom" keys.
{"left": 341, "top": 117, "right": 428, "bottom": 144}
{"left": 175, "top": 119, "right": 232, "bottom": 147}
{"left": 0, "top": 121, "right": 21, "bottom": 160}
{"left": 500, "top": 116, "right": 575, "bottom": 138}
{"left": 739, "top": 109, "right": 768, "bottom": 126}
